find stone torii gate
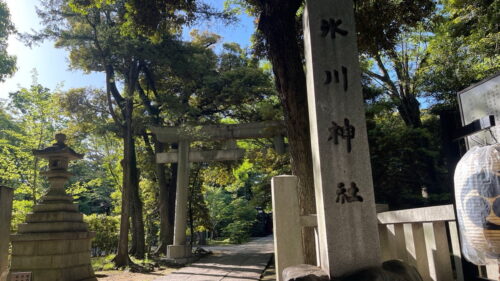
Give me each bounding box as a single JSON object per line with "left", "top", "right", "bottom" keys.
{"left": 151, "top": 121, "right": 285, "bottom": 261}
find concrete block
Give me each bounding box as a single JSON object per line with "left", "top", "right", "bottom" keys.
{"left": 39, "top": 194, "right": 73, "bottom": 203}
{"left": 167, "top": 245, "right": 192, "bottom": 259}
{"left": 282, "top": 264, "right": 329, "bottom": 281}
{"left": 35, "top": 240, "right": 70, "bottom": 255}
{"left": 33, "top": 203, "right": 78, "bottom": 213}
{"left": 11, "top": 256, "right": 53, "bottom": 270}
{"left": 67, "top": 264, "right": 94, "bottom": 281}
{"left": 34, "top": 269, "right": 62, "bottom": 281}
{"left": 26, "top": 212, "right": 83, "bottom": 223}
{"left": 12, "top": 241, "right": 37, "bottom": 256}
{"left": 77, "top": 252, "right": 91, "bottom": 265}
{"left": 271, "top": 176, "right": 304, "bottom": 281}
{"left": 8, "top": 272, "right": 32, "bottom": 281}
{"left": 11, "top": 232, "right": 93, "bottom": 242}
{"left": 51, "top": 253, "right": 78, "bottom": 269}
{"left": 18, "top": 222, "right": 87, "bottom": 233}
{"left": 69, "top": 239, "right": 89, "bottom": 253}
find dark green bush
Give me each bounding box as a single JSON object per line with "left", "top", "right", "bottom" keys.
{"left": 84, "top": 214, "right": 119, "bottom": 256}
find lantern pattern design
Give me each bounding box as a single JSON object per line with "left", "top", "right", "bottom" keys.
{"left": 455, "top": 144, "right": 500, "bottom": 265}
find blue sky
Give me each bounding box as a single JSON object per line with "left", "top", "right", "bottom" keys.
{"left": 0, "top": 0, "right": 255, "bottom": 100}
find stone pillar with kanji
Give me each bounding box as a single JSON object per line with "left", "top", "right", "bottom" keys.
{"left": 303, "top": 0, "right": 381, "bottom": 277}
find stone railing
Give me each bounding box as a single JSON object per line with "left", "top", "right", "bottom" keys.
{"left": 271, "top": 176, "right": 319, "bottom": 281}
{"left": 378, "top": 204, "right": 499, "bottom": 281}
{"left": 271, "top": 176, "right": 499, "bottom": 281}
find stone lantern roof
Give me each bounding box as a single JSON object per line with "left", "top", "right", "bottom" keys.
{"left": 32, "top": 133, "right": 84, "bottom": 161}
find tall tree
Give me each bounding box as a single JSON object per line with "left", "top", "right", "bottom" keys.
{"left": 355, "top": 0, "right": 435, "bottom": 128}
{"left": 228, "top": 0, "right": 433, "bottom": 261}
{"left": 421, "top": 0, "right": 499, "bottom": 108}
{"left": 0, "top": 81, "right": 63, "bottom": 229}
{"left": 233, "top": 0, "right": 317, "bottom": 263}
{"left": 35, "top": 0, "right": 148, "bottom": 265}
{"left": 136, "top": 33, "right": 279, "bottom": 252}
{"left": 0, "top": 0, "right": 16, "bottom": 81}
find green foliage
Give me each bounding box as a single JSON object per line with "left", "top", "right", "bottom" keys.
{"left": 203, "top": 186, "right": 257, "bottom": 244}
{"left": 84, "top": 214, "right": 120, "bottom": 256}
{"left": 0, "top": 0, "right": 16, "bottom": 82}
{"left": 222, "top": 198, "right": 257, "bottom": 243}
{"left": 199, "top": 143, "right": 288, "bottom": 243}
{"left": 366, "top": 103, "right": 450, "bottom": 208}
{"left": 421, "top": 0, "right": 499, "bottom": 108}
{"left": 355, "top": 0, "right": 435, "bottom": 55}
{"left": 10, "top": 200, "right": 33, "bottom": 232}
{"left": 0, "top": 80, "right": 63, "bottom": 228}
{"left": 91, "top": 255, "right": 117, "bottom": 271}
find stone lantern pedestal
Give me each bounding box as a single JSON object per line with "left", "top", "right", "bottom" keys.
{"left": 10, "top": 134, "right": 97, "bottom": 281}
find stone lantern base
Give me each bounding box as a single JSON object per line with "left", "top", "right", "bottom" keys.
{"left": 10, "top": 194, "right": 97, "bottom": 281}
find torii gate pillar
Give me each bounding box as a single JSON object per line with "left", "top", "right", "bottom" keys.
{"left": 167, "top": 140, "right": 191, "bottom": 259}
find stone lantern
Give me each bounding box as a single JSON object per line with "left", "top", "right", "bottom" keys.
{"left": 34, "top": 133, "right": 83, "bottom": 199}
{"left": 10, "top": 134, "right": 97, "bottom": 281}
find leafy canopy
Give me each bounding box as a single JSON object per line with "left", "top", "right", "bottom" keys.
{"left": 0, "top": 0, "right": 16, "bottom": 81}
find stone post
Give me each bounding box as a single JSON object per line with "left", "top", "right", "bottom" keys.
{"left": 10, "top": 134, "right": 97, "bottom": 281}
{"left": 167, "top": 140, "right": 192, "bottom": 259}
{"left": 271, "top": 176, "right": 304, "bottom": 281}
{"left": 0, "top": 186, "right": 13, "bottom": 281}
{"left": 303, "top": 0, "right": 381, "bottom": 277}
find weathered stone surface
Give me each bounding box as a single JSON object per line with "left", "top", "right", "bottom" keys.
{"left": 18, "top": 221, "right": 88, "bottom": 233}
{"left": 168, "top": 140, "right": 191, "bottom": 259}
{"left": 12, "top": 264, "right": 96, "bottom": 281}
{"left": 33, "top": 203, "right": 78, "bottom": 213}
{"left": 10, "top": 134, "right": 96, "bottom": 281}
{"left": 26, "top": 212, "right": 83, "bottom": 223}
{"left": 40, "top": 194, "right": 74, "bottom": 203}
{"left": 282, "top": 264, "right": 329, "bottom": 281}
{"left": 11, "top": 231, "right": 94, "bottom": 242}
{"left": 271, "top": 176, "right": 305, "bottom": 281}
{"left": 13, "top": 239, "right": 90, "bottom": 256}
{"left": 167, "top": 244, "right": 192, "bottom": 259}
{"left": 303, "top": 0, "right": 380, "bottom": 277}
{"left": 337, "top": 260, "right": 423, "bottom": 281}
{"left": 0, "top": 186, "right": 13, "bottom": 281}
{"left": 157, "top": 149, "right": 244, "bottom": 163}
{"left": 151, "top": 121, "right": 285, "bottom": 142}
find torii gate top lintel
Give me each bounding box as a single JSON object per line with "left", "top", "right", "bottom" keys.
{"left": 150, "top": 120, "right": 286, "bottom": 143}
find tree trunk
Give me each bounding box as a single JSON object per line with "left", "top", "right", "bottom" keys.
{"left": 128, "top": 115, "right": 145, "bottom": 259}
{"left": 130, "top": 205, "right": 137, "bottom": 255}
{"left": 397, "top": 95, "right": 422, "bottom": 128}
{"left": 113, "top": 128, "right": 132, "bottom": 267}
{"left": 154, "top": 139, "right": 172, "bottom": 256}
{"left": 257, "top": 0, "right": 317, "bottom": 264}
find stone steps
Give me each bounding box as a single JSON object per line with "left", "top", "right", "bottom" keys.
{"left": 12, "top": 238, "right": 91, "bottom": 256}
{"left": 18, "top": 222, "right": 88, "bottom": 233}
{"left": 39, "top": 194, "right": 74, "bottom": 203}
{"left": 14, "top": 264, "right": 97, "bottom": 281}
{"left": 33, "top": 203, "right": 79, "bottom": 213}
{"left": 11, "top": 252, "right": 92, "bottom": 270}
{"left": 26, "top": 212, "right": 83, "bottom": 223}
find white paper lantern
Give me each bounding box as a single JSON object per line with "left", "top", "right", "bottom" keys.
{"left": 454, "top": 144, "right": 500, "bottom": 265}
